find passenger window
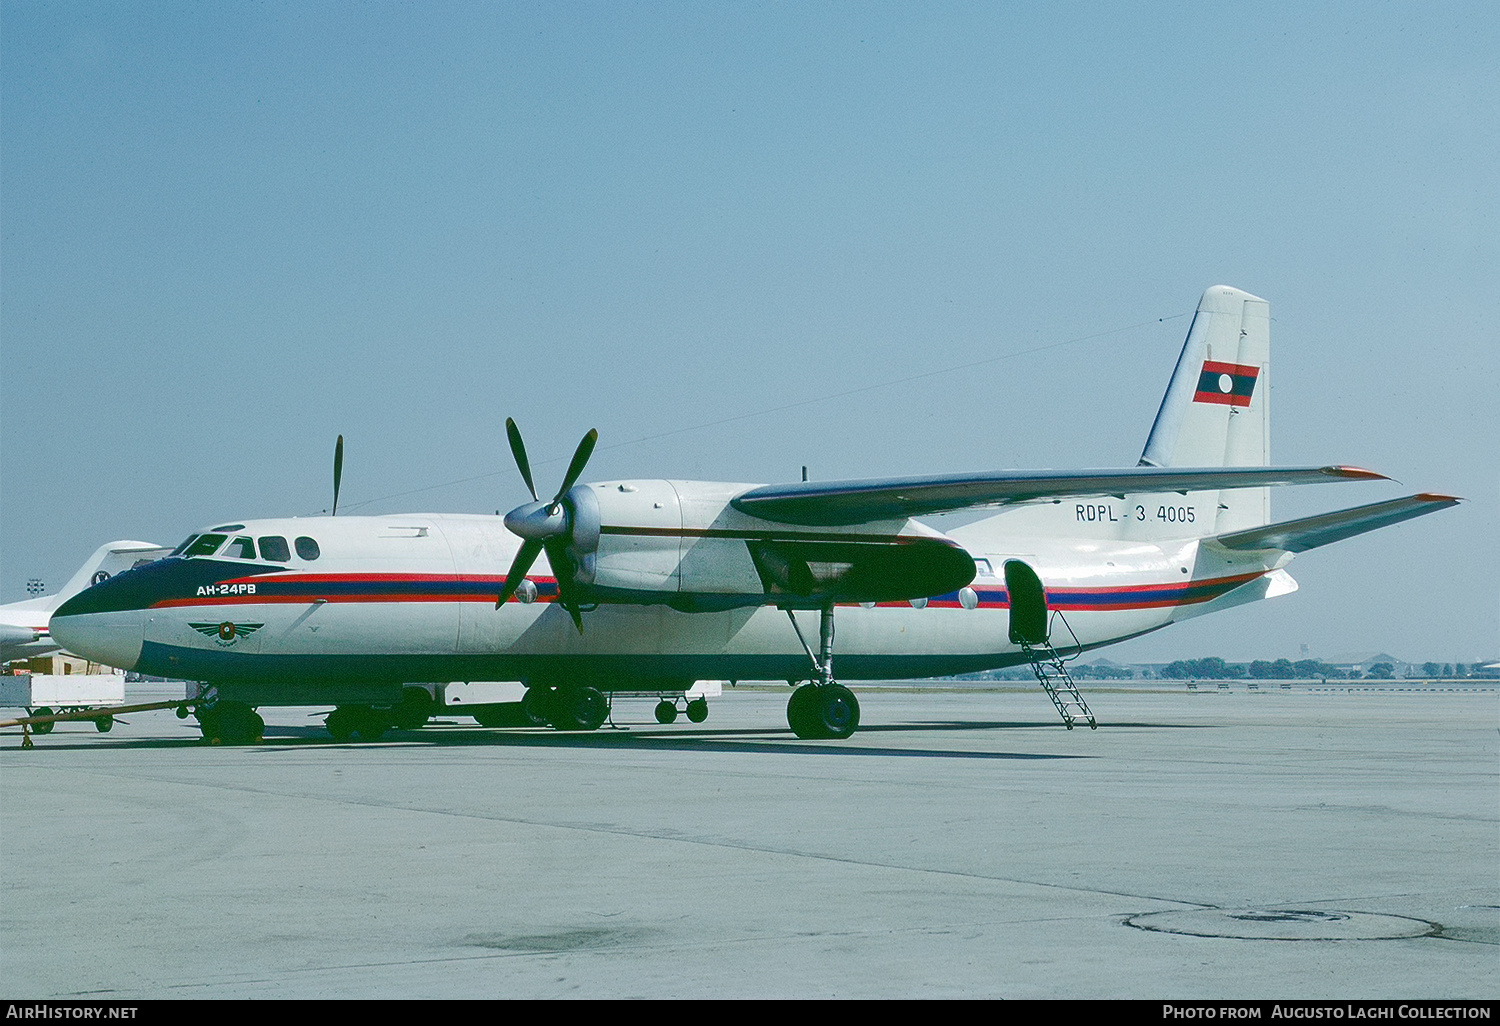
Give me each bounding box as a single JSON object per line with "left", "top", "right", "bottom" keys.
{"left": 258, "top": 536, "right": 291, "bottom": 562}
{"left": 171, "top": 535, "right": 200, "bottom": 556}
{"left": 295, "top": 536, "right": 321, "bottom": 560}
{"left": 184, "top": 534, "right": 228, "bottom": 557}
{"left": 225, "top": 536, "right": 256, "bottom": 559}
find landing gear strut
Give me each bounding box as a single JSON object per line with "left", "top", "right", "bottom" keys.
{"left": 784, "top": 604, "right": 861, "bottom": 740}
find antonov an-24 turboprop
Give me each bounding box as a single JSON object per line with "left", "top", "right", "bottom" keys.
{"left": 51, "top": 287, "right": 1458, "bottom": 744}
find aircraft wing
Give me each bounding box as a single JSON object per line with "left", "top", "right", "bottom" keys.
{"left": 1208, "top": 493, "right": 1461, "bottom": 553}
{"left": 730, "top": 465, "right": 1386, "bottom": 526}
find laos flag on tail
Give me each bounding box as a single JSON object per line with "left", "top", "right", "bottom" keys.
{"left": 1194, "top": 361, "right": 1259, "bottom": 407}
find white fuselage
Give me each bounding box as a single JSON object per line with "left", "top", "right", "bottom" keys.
{"left": 49, "top": 492, "right": 1288, "bottom": 706}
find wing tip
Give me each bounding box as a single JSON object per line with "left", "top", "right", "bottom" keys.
{"left": 1326, "top": 465, "right": 1390, "bottom": 481}
{"left": 1413, "top": 492, "right": 1463, "bottom": 505}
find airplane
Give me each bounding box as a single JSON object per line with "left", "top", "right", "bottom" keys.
{"left": 1, "top": 540, "right": 171, "bottom": 663}
{"left": 48, "top": 286, "right": 1459, "bottom": 745}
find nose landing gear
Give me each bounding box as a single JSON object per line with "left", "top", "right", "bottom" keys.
{"left": 199, "top": 700, "right": 265, "bottom": 745}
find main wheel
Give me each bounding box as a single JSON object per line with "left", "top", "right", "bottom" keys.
{"left": 654, "top": 700, "right": 678, "bottom": 724}
{"left": 30, "top": 708, "right": 55, "bottom": 735}
{"left": 787, "top": 684, "right": 823, "bottom": 739}
{"left": 552, "top": 686, "right": 608, "bottom": 731}
{"left": 94, "top": 714, "right": 114, "bottom": 733}
{"left": 521, "top": 687, "right": 554, "bottom": 727}
{"left": 812, "top": 684, "right": 860, "bottom": 740}
{"left": 685, "top": 698, "right": 709, "bottom": 723}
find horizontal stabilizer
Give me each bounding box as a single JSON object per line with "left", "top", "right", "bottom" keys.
{"left": 1210, "top": 494, "right": 1461, "bottom": 553}
{"left": 732, "top": 465, "right": 1385, "bottom": 526}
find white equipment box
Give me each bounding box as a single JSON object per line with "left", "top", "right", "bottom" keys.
{"left": 0, "top": 673, "right": 126, "bottom": 709}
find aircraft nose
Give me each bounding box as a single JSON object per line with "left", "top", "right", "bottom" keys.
{"left": 50, "top": 593, "right": 144, "bottom": 672}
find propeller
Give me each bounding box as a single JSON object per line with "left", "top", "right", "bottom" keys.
{"left": 332, "top": 435, "right": 344, "bottom": 516}
{"left": 497, "top": 419, "right": 599, "bottom": 633}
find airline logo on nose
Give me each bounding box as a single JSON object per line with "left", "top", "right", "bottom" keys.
{"left": 1194, "top": 361, "right": 1259, "bottom": 407}
{"left": 190, "top": 621, "right": 265, "bottom": 646}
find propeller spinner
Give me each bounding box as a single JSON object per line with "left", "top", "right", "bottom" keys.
{"left": 497, "top": 419, "right": 598, "bottom": 632}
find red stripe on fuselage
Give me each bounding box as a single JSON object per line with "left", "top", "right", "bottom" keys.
{"left": 147, "top": 570, "right": 1266, "bottom": 612}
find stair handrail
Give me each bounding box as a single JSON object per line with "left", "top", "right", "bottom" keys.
{"left": 1048, "top": 609, "right": 1085, "bottom": 663}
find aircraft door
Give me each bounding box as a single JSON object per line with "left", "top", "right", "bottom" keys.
{"left": 1004, "top": 559, "right": 1049, "bottom": 646}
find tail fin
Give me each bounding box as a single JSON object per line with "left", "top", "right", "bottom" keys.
{"left": 1139, "top": 285, "right": 1271, "bottom": 532}
{"left": 51, "top": 541, "right": 172, "bottom": 609}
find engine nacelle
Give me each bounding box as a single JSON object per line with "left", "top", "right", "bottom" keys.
{"left": 559, "top": 479, "right": 977, "bottom": 611}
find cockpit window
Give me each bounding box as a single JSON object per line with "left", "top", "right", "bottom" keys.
{"left": 295, "top": 536, "right": 321, "bottom": 560}
{"left": 171, "top": 535, "right": 200, "bottom": 557}
{"left": 258, "top": 536, "right": 291, "bottom": 562}
{"left": 183, "top": 534, "right": 228, "bottom": 557}
{"left": 974, "top": 558, "right": 995, "bottom": 577}
{"left": 225, "top": 536, "right": 256, "bottom": 559}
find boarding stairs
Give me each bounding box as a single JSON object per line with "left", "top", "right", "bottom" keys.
{"left": 1019, "top": 639, "right": 1096, "bottom": 730}
{"left": 1004, "top": 558, "right": 1098, "bottom": 730}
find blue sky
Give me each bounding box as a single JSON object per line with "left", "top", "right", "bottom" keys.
{"left": 3, "top": 2, "right": 1495, "bottom": 662}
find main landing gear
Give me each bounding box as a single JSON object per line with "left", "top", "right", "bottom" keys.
{"left": 522, "top": 684, "right": 609, "bottom": 731}
{"left": 783, "top": 604, "right": 861, "bottom": 740}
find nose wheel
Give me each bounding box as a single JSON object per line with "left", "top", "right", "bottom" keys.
{"left": 199, "top": 700, "right": 265, "bottom": 745}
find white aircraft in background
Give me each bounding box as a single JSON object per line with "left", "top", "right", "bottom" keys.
{"left": 1, "top": 541, "right": 171, "bottom": 663}
{"left": 50, "top": 287, "right": 1458, "bottom": 744}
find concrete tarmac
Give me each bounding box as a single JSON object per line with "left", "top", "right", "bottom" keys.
{"left": 2, "top": 682, "right": 1496, "bottom": 999}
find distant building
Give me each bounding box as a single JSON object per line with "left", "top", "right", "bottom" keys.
{"left": 1325, "top": 652, "right": 1411, "bottom": 679}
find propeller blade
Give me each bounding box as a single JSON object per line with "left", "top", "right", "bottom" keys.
{"left": 332, "top": 435, "right": 344, "bottom": 516}
{"left": 545, "top": 537, "right": 585, "bottom": 634}
{"left": 496, "top": 538, "right": 544, "bottom": 608}
{"left": 506, "top": 418, "right": 538, "bottom": 501}
{"left": 551, "top": 429, "right": 599, "bottom": 511}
